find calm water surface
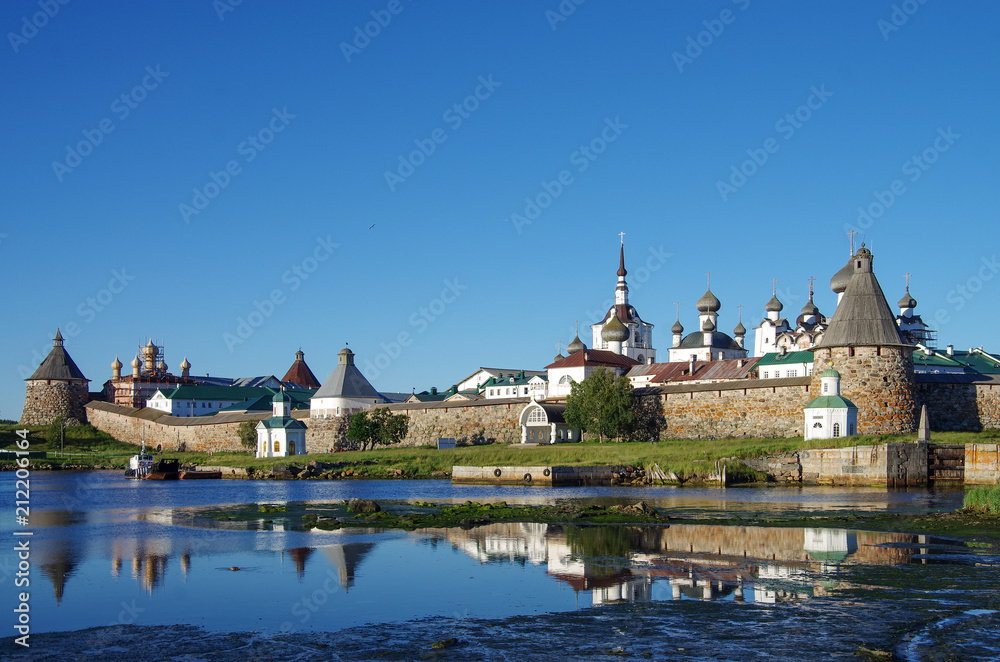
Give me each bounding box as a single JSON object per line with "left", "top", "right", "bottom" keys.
{"left": 3, "top": 471, "right": 997, "bottom": 660}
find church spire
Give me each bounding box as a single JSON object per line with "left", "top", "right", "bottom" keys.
{"left": 615, "top": 234, "right": 629, "bottom": 306}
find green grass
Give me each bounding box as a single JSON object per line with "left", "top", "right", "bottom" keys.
{"left": 964, "top": 484, "right": 1000, "bottom": 514}
{"left": 2, "top": 424, "right": 996, "bottom": 482}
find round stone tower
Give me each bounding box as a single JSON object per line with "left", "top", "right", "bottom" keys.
{"left": 810, "top": 246, "right": 917, "bottom": 435}
{"left": 20, "top": 329, "right": 90, "bottom": 426}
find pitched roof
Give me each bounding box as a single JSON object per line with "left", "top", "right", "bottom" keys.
{"left": 281, "top": 350, "right": 321, "bottom": 388}
{"left": 27, "top": 331, "right": 88, "bottom": 382}
{"left": 627, "top": 357, "right": 759, "bottom": 384}
{"left": 544, "top": 349, "right": 639, "bottom": 370}
{"left": 755, "top": 351, "right": 814, "bottom": 367}
{"left": 218, "top": 389, "right": 316, "bottom": 413}
{"left": 258, "top": 416, "right": 307, "bottom": 430}
{"left": 814, "top": 246, "right": 908, "bottom": 349}
{"left": 156, "top": 385, "right": 274, "bottom": 401}
{"left": 312, "top": 347, "right": 383, "bottom": 401}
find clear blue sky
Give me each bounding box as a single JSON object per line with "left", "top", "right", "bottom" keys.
{"left": 3, "top": 1, "right": 998, "bottom": 419}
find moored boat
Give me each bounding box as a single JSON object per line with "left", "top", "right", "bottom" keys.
{"left": 145, "top": 458, "right": 180, "bottom": 480}
{"left": 124, "top": 452, "right": 154, "bottom": 479}
{"left": 179, "top": 469, "right": 222, "bottom": 479}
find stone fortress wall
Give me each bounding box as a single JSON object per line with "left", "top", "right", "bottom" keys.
{"left": 21, "top": 381, "right": 90, "bottom": 426}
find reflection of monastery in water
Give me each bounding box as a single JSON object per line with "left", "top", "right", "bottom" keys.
{"left": 427, "top": 522, "right": 960, "bottom": 607}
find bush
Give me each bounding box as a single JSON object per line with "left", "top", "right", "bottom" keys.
{"left": 238, "top": 420, "right": 257, "bottom": 452}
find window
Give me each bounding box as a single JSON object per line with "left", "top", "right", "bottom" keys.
{"left": 849, "top": 423, "right": 855, "bottom": 435}
{"left": 813, "top": 422, "right": 822, "bottom": 428}
{"left": 273, "top": 440, "right": 280, "bottom": 452}
{"left": 763, "top": 371, "right": 769, "bottom": 379}
{"left": 823, "top": 382, "right": 828, "bottom": 393}
{"left": 288, "top": 441, "right": 296, "bottom": 456}
{"left": 559, "top": 375, "right": 574, "bottom": 385}
{"left": 789, "top": 370, "right": 797, "bottom": 378}
{"left": 527, "top": 408, "right": 546, "bottom": 424}
{"left": 833, "top": 423, "right": 841, "bottom": 438}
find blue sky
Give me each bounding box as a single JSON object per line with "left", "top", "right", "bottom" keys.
{"left": 3, "top": 1, "right": 998, "bottom": 419}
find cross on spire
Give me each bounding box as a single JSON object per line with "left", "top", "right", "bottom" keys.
{"left": 619, "top": 231, "right": 625, "bottom": 245}
{"left": 674, "top": 302, "right": 680, "bottom": 320}
{"left": 807, "top": 276, "right": 815, "bottom": 295}
{"left": 737, "top": 304, "right": 744, "bottom": 321}
{"left": 905, "top": 272, "right": 912, "bottom": 290}
{"left": 706, "top": 272, "right": 712, "bottom": 288}
{"left": 771, "top": 278, "right": 778, "bottom": 295}
{"left": 847, "top": 229, "right": 857, "bottom": 254}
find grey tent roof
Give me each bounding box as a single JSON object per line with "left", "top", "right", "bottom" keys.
{"left": 677, "top": 331, "right": 743, "bottom": 351}
{"left": 814, "top": 246, "right": 908, "bottom": 349}
{"left": 312, "top": 347, "right": 383, "bottom": 400}
{"left": 27, "top": 330, "right": 88, "bottom": 382}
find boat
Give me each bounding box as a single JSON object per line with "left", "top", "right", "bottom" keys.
{"left": 145, "top": 458, "right": 180, "bottom": 480}
{"left": 124, "top": 451, "right": 154, "bottom": 479}
{"left": 179, "top": 469, "right": 222, "bottom": 479}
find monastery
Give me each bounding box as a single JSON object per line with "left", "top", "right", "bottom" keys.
{"left": 23, "top": 237, "right": 1000, "bottom": 461}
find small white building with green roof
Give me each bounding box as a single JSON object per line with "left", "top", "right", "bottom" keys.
{"left": 804, "top": 368, "right": 857, "bottom": 441}
{"left": 256, "top": 389, "right": 307, "bottom": 457}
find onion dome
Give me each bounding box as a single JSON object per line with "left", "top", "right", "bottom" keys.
{"left": 553, "top": 351, "right": 565, "bottom": 362}
{"left": 180, "top": 356, "right": 191, "bottom": 370}
{"left": 765, "top": 294, "right": 783, "bottom": 313}
{"left": 820, "top": 367, "right": 841, "bottom": 379}
{"left": 671, "top": 318, "right": 684, "bottom": 334}
{"left": 567, "top": 333, "right": 586, "bottom": 355}
{"left": 111, "top": 356, "right": 123, "bottom": 370}
{"left": 157, "top": 360, "right": 167, "bottom": 372}
{"left": 131, "top": 355, "right": 141, "bottom": 368}
{"left": 800, "top": 295, "right": 819, "bottom": 317}
{"left": 601, "top": 315, "right": 630, "bottom": 343}
{"left": 696, "top": 289, "right": 721, "bottom": 313}
{"left": 898, "top": 288, "right": 917, "bottom": 309}
{"left": 272, "top": 388, "right": 289, "bottom": 404}
{"left": 701, "top": 318, "right": 716, "bottom": 332}
{"left": 830, "top": 258, "right": 853, "bottom": 294}
{"left": 734, "top": 320, "right": 746, "bottom": 336}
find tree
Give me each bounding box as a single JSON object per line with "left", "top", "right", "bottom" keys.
{"left": 564, "top": 368, "right": 635, "bottom": 442}
{"left": 347, "top": 408, "right": 409, "bottom": 452}
{"left": 46, "top": 416, "right": 65, "bottom": 447}
{"left": 237, "top": 420, "right": 257, "bottom": 452}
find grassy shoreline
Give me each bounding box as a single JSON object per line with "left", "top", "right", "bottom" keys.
{"left": 2, "top": 423, "right": 997, "bottom": 483}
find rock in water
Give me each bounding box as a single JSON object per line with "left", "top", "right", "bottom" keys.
{"left": 431, "top": 638, "right": 459, "bottom": 650}
{"left": 347, "top": 498, "right": 381, "bottom": 513}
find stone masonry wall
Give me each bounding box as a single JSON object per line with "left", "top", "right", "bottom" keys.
{"left": 913, "top": 381, "right": 1000, "bottom": 432}
{"left": 21, "top": 381, "right": 90, "bottom": 426}
{"left": 86, "top": 402, "right": 263, "bottom": 452}
{"left": 812, "top": 346, "right": 917, "bottom": 435}
{"left": 381, "top": 399, "right": 527, "bottom": 446}
{"left": 650, "top": 382, "right": 813, "bottom": 440}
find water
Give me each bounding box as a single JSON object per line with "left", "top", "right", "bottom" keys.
{"left": 3, "top": 471, "right": 997, "bottom": 660}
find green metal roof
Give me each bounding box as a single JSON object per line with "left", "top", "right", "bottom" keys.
{"left": 805, "top": 395, "right": 856, "bottom": 409}
{"left": 258, "top": 416, "right": 307, "bottom": 430}
{"left": 819, "top": 368, "right": 840, "bottom": 378}
{"left": 155, "top": 385, "right": 275, "bottom": 401}
{"left": 755, "top": 351, "right": 814, "bottom": 367}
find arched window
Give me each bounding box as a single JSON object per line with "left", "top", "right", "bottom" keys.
{"left": 849, "top": 423, "right": 855, "bottom": 435}
{"left": 273, "top": 440, "right": 280, "bottom": 453}
{"left": 833, "top": 423, "right": 841, "bottom": 438}
{"left": 527, "top": 408, "right": 546, "bottom": 424}
{"left": 288, "top": 441, "right": 296, "bottom": 456}
{"left": 813, "top": 422, "right": 822, "bottom": 428}
{"left": 559, "top": 375, "right": 574, "bottom": 385}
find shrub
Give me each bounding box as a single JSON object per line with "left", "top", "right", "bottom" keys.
{"left": 964, "top": 485, "right": 1000, "bottom": 514}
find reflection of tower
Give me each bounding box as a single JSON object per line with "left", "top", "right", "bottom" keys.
{"left": 321, "top": 543, "right": 375, "bottom": 589}
{"left": 286, "top": 547, "right": 314, "bottom": 579}
{"left": 38, "top": 541, "right": 80, "bottom": 605}
{"left": 181, "top": 553, "right": 190, "bottom": 577}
